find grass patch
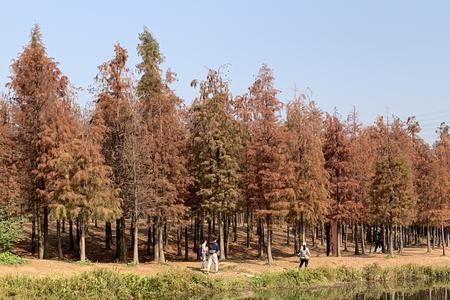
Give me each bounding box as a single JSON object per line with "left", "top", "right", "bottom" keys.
{"left": 1, "top": 264, "right": 450, "bottom": 299}
{"left": 0, "top": 252, "right": 25, "bottom": 265}
{"left": 75, "top": 259, "right": 93, "bottom": 266}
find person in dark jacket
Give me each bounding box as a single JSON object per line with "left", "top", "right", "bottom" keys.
{"left": 207, "top": 237, "right": 219, "bottom": 273}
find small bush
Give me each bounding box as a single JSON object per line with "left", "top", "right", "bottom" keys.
{"left": 0, "top": 202, "right": 24, "bottom": 252}
{"left": 0, "top": 252, "right": 24, "bottom": 265}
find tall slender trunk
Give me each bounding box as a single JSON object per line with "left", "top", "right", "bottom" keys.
{"left": 442, "top": 225, "right": 446, "bottom": 256}
{"left": 43, "top": 207, "right": 49, "bottom": 259}
{"left": 336, "top": 222, "right": 341, "bottom": 257}
{"left": 146, "top": 225, "right": 151, "bottom": 256}
{"left": 246, "top": 207, "right": 251, "bottom": 248}
{"left": 389, "top": 226, "right": 394, "bottom": 256}
{"left": 286, "top": 225, "right": 290, "bottom": 246}
{"left": 427, "top": 224, "right": 431, "bottom": 253}
{"left": 120, "top": 217, "right": 127, "bottom": 262}
{"left": 62, "top": 219, "right": 66, "bottom": 233}
{"left": 399, "top": 225, "right": 404, "bottom": 253}
{"left": 158, "top": 223, "right": 165, "bottom": 263}
{"left": 115, "top": 219, "right": 121, "bottom": 259}
{"left": 267, "top": 216, "right": 273, "bottom": 265}
{"left": 38, "top": 208, "right": 44, "bottom": 259}
{"left": 233, "top": 214, "right": 237, "bottom": 243}
{"left": 176, "top": 228, "right": 181, "bottom": 256}
{"left": 219, "top": 213, "right": 225, "bottom": 260}
{"left": 300, "top": 214, "right": 305, "bottom": 243}
{"left": 69, "top": 219, "right": 74, "bottom": 251}
{"left": 184, "top": 226, "right": 189, "bottom": 261}
{"left": 133, "top": 214, "right": 139, "bottom": 264}
{"left": 326, "top": 223, "right": 331, "bottom": 256}
{"left": 153, "top": 224, "right": 160, "bottom": 262}
{"left": 257, "top": 218, "right": 264, "bottom": 258}
{"left": 361, "top": 222, "right": 365, "bottom": 255}
{"left": 105, "top": 221, "right": 112, "bottom": 250}
{"left": 79, "top": 216, "right": 86, "bottom": 262}
{"left": 294, "top": 223, "right": 298, "bottom": 253}
{"left": 354, "top": 224, "right": 359, "bottom": 255}
{"left": 31, "top": 204, "right": 36, "bottom": 255}
{"left": 321, "top": 222, "right": 325, "bottom": 246}
{"left": 57, "top": 220, "right": 63, "bottom": 259}
{"left": 343, "top": 224, "right": 348, "bottom": 252}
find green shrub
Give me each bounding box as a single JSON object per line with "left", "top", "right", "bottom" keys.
{"left": 0, "top": 202, "right": 24, "bottom": 252}
{"left": 0, "top": 252, "right": 24, "bottom": 265}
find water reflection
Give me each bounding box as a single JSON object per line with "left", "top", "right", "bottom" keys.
{"left": 210, "top": 286, "right": 450, "bottom": 300}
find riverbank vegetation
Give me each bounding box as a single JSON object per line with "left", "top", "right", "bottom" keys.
{"left": 1, "top": 264, "right": 450, "bottom": 299}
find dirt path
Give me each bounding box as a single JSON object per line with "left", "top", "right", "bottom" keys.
{"left": 2, "top": 247, "right": 450, "bottom": 278}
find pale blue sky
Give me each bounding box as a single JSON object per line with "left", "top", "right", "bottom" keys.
{"left": 1, "top": 0, "right": 450, "bottom": 142}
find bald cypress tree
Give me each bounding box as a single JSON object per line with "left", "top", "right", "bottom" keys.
{"left": 189, "top": 69, "right": 241, "bottom": 260}
{"left": 322, "top": 113, "right": 357, "bottom": 256}
{"left": 136, "top": 27, "right": 190, "bottom": 263}
{"left": 370, "top": 120, "right": 417, "bottom": 256}
{"left": 92, "top": 43, "right": 133, "bottom": 262}
{"left": 245, "top": 64, "right": 294, "bottom": 264}
{"left": 286, "top": 96, "right": 329, "bottom": 251}
{"left": 9, "top": 25, "right": 74, "bottom": 259}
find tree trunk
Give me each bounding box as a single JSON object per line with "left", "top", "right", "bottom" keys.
{"left": 133, "top": 215, "right": 139, "bottom": 265}
{"left": 300, "top": 214, "right": 306, "bottom": 243}
{"left": 287, "top": 225, "right": 290, "bottom": 246}
{"left": 219, "top": 213, "right": 225, "bottom": 260}
{"left": 233, "top": 214, "right": 237, "bottom": 243}
{"left": 427, "top": 224, "right": 431, "bottom": 253}
{"left": 267, "top": 216, "right": 273, "bottom": 265}
{"left": 442, "top": 225, "right": 446, "bottom": 256}
{"left": 158, "top": 223, "right": 165, "bottom": 263}
{"left": 399, "top": 225, "right": 404, "bottom": 254}
{"left": 389, "top": 226, "right": 394, "bottom": 256}
{"left": 321, "top": 222, "right": 325, "bottom": 246}
{"left": 184, "top": 226, "right": 189, "bottom": 261}
{"left": 37, "top": 208, "right": 43, "bottom": 259}
{"left": 246, "top": 208, "right": 251, "bottom": 248}
{"left": 43, "top": 207, "right": 49, "bottom": 259}
{"left": 146, "top": 226, "right": 151, "bottom": 256}
{"left": 79, "top": 217, "right": 86, "bottom": 261}
{"left": 105, "top": 221, "right": 112, "bottom": 250}
{"left": 354, "top": 224, "right": 359, "bottom": 255}
{"left": 120, "top": 217, "right": 127, "bottom": 262}
{"left": 257, "top": 218, "right": 264, "bottom": 258}
{"left": 294, "top": 223, "right": 298, "bottom": 253}
{"left": 62, "top": 219, "right": 66, "bottom": 233}
{"left": 69, "top": 219, "right": 74, "bottom": 251}
{"left": 177, "top": 228, "right": 181, "bottom": 256}
{"left": 326, "top": 223, "right": 331, "bottom": 256}
{"left": 361, "top": 222, "right": 365, "bottom": 255}
{"left": 31, "top": 204, "right": 36, "bottom": 255}
{"left": 153, "top": 224, "right": 159, "bottom": 262}
{"left": 336, "top": 222, "right": 341, "bottom": 257}
{"left": 343, "top": 224, "right": 348, "bottom": 252}
{"left": 57, "top": 220, "right": 63, "bottom": 259}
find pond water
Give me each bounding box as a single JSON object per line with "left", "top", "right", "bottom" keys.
{"left": 208, "top": 286, "right": 450, "bottom": 300}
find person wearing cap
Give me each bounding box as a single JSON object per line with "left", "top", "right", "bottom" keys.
{"left": 297, "top": 242, "right": 311, "bottom": 268}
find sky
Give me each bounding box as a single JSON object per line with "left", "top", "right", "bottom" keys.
{"left": 1, "top": 0, "right": 450, "bottom": 143}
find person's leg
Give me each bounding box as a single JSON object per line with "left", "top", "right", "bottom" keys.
{"left": 305, "top": 259, "right": 309, "bottom": 268}
{"left": 207, "top": 255, "right": 212, "bottom": 272}
{"left": 299, "top": 259, "right": 305, "bottom": 268}
{"left": 214, "top": 253, "right": 219, "bottom": 273}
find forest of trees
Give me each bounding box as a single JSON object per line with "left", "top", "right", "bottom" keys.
{"left": 1, "top": 25, "right": 450, "bottom": 264}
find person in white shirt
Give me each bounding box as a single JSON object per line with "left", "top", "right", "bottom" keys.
{"left": 298, "top": 242, "right": 311, "bottom": 268}
{"left": 200, "top": 239, "right": 208, "bottom": 271}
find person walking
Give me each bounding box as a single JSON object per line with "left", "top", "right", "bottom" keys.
{"left": 298, "top": 242, "right": 311, "bottom": 268}
{"left": 200, "top": 239, "right": 208, "bottom": 271}
{"left": 207, "top": 237, "right": 219, "bottom": 273}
